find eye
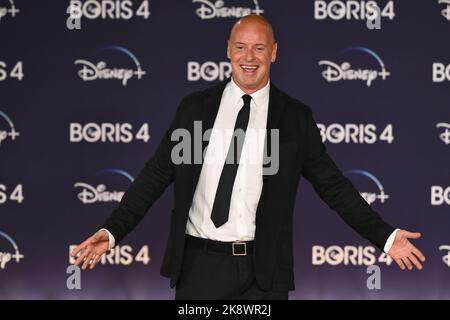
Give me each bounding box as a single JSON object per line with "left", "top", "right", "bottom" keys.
{"left": 255, "top": 46, "right": 265, "bottom": 52}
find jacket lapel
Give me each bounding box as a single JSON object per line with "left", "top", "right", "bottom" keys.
{"left": 262, "top": 82, "right": 286, "bottom": 180}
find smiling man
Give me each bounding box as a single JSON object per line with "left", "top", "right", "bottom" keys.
{"left": 227, "top": 15, "right": 277, "bottom": 94}
{"left": 72, "top": 15, "right": 425, "bottom": 300}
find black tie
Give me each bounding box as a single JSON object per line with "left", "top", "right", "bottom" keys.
{"left": 211, "top": 94, "right": 252, "bottom": 228}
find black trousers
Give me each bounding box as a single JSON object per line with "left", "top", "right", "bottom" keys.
{"left": 174, "top": 244, "right": 289, "bottom": 300}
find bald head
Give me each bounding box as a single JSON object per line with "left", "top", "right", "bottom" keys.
{"left": 230, "top": 15, "right": 276, "bottom": 44}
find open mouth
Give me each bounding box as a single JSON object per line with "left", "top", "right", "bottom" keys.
{"left": 240, "top": 65, "right": 259, "bottom": 74}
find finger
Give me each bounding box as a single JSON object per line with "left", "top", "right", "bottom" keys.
{"left": 402, "top": 257, "right": 413, "bottom": 270}
{"left": 71, "top": 243, "right": 86, "bottom": 258}
{"left": 395, "top": 258, "right": 405, "bottom": 270}
{"left": 408, "top": 253, "right": 423, "bottom": 270}
{"left": 74, "top": 248, "right": 90, "bottom": 266}
{"left": 412, "top": 248, "right": 426, "bottom": 262}
{"left": 403, "top": 231, "right": 421, "bottom": 239}
{"left": 90, "top": 254, "right": 102, "bottom": 270}
{"left": 82, "top": 251, "right": 95, "bottom": 270}
{"left": 90, "top": 253, "right": 97, "bottom": 266}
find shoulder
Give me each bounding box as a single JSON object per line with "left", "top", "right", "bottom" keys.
{"left": 182, "top": 80, "right": 228, "bottom": 104}
{"left": 180, "top": 88, "right": 207, "bottom": 105}
{"left": 271, "top": 83, "right": 313, "bottom": 119}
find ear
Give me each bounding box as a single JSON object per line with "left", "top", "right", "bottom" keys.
{"left": 271, "top": 43, "right": 278, "bottom": 63}
{"left": 227, "top": 40, "right": 231, "bottom": 60}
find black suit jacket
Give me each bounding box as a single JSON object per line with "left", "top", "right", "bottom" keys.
{"left": 103, "top": 79, "right": 395, "bottom": 291}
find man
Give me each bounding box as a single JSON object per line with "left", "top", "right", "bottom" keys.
{"left": 72, "top": 15, "right": 426, "bottom": 299}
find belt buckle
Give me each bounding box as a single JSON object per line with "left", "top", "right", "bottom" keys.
{"left": 232, "top": 242, "right": 247, "bottom": 256}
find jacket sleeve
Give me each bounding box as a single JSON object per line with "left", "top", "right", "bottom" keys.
{"left": 301, "top": 108, "right": 395, "bottom": 251}
{"left": 101, "top": 98, "right": 186, "bottom": 244}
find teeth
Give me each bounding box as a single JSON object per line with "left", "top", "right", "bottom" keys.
{"left": 242, "top": 65, "right": 257, "bottom": 70}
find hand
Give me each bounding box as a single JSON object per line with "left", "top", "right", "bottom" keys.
{"left": 71, "top": 230, "right": 110, "bottom": 270}
{"left": 388, "top": 229, "right": 426, "bottom": 270}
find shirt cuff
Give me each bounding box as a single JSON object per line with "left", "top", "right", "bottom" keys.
{"left": 383, "top": 228, "right": 400, "bottom": 253}
{"left": 100, "top": 228, "right": 115, "bottom": 250}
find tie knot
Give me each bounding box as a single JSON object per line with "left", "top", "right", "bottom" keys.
{"left": 242, "top": 94, "right": 252, "bottom": 106}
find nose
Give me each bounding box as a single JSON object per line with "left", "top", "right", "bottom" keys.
{"left": 244, "top": 48, "right": 255, "bottom": 62}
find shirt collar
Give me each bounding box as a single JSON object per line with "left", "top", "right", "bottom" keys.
{"left": 229, "top": 77, "right": 270, "bottom": 108}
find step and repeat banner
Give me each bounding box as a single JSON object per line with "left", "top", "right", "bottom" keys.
{"left": 1, "top": 0, "right": 449, "bottom": 299}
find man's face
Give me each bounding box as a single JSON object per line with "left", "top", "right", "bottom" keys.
{"left": 227, "top": 20, "right": 277, "bottom": 94}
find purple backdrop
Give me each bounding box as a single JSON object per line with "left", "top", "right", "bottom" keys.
{"left": 1, "top": 0, "right": 449, "bottom": 299}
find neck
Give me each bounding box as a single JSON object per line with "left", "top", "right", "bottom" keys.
{"left": 231, "top": 76, "right": 269, "bottom": 95}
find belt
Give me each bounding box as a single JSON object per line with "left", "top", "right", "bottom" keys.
{"left": 185, "top": 234, "right": 254, "bottom": 256}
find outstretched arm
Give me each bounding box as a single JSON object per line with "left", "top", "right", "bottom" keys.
{"left": 301, "top": 109, "right": 425, "bottom": 270}
{"left": 101, "top": 119, "right": 177, "bottom": 243}
{"left": 71, "top": 97, "right": 188, "bottom": 269}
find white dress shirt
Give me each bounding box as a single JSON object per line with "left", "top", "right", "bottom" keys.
{"left": 103, "top": 78, "right": 399, "bottom": 252}
{"left": 185, "top": 78, "right": 269, "bottom": 242}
